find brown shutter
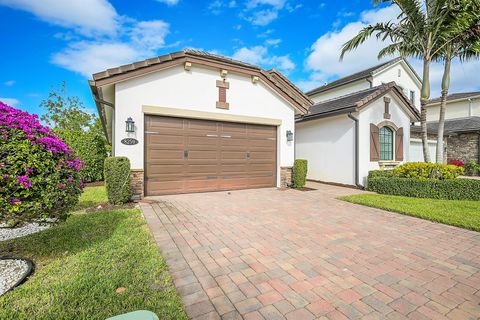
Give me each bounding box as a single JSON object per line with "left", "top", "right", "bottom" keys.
{"left": 395, "top": 127, "right": 404, "bottom": 161}
{"left": 219, "top": 87, "right": 226, "bottom": 103}
{"left": 370, "top": 123, "right": 380, "bottom": 161}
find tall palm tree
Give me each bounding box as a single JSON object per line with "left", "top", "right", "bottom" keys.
{"left": 435, "top": 5, "right": 480, "bottom": 163}
{"left": 341, "top": 0, "right": 474, "bottom": 162}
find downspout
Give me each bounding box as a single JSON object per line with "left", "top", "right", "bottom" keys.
{"left": 347, "top": 113, "right": 362, "bottom": 188}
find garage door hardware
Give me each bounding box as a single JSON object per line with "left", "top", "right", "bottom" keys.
{"left": 184, "top": 150, "right": 189, "bottom": 159}
{"left": 206, "top": 134, "right": 218, "bottom": 137}
{"left": 145, "top": 131, "right": 160, "bottom": 134}
{"left": 246, "top": 152, "right": 250, "bottom": 159}
{"left": 220, "top": 135, "right": 231, "bottom": 138}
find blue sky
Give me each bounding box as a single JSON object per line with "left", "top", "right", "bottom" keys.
{"left": 1, "top": 0, "right": 479, "bottom": 118}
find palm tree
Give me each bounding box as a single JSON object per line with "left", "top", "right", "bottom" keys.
{"left": 341, "top": 0, "right": 476, "bottom": 162}
{"left": 435, "top": 6, "right": 480, "bottom": 163}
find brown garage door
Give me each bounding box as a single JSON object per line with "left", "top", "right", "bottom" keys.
{"left": 145, "top": 115, "right": 277, "bottom": 195}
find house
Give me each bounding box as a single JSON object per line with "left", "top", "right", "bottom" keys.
{"left": 296, "top": 57, "right": 421, "bottom": 187}
{"left": 306, "top": 57, "right": 422, "bottom": 110}
{"left": 90, "top": 49, "right": 312, "bottom": 198}
{"left": 409, "top": 92, "right": 480, "bottom": 163}
{"left": 296, "top": 82, "right": 420, "bottom": 187}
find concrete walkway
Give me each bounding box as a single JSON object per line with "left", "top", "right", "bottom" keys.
{"left": 140, "top": 182, "right": 480, "bottom": 319}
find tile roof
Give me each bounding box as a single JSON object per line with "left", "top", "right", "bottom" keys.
{"left": 411, "top": 116, "right": 480, "bottom": 135}
{"left": 305, "top": 57, "right": 421, "bottom": 96}
{"left": 428, "top": 92, "right": 480, "bottom": 104}
{"left": 298, "top": 82, "right": 420, "bottom": 122}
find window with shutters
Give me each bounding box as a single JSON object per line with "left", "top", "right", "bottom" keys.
{"left": 379, "top": 127, "right": 394, "bottom": 160}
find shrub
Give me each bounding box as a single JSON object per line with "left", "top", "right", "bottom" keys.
{"left": 293, "top": 159, "right": 308, "bottom": 188}
{"left": 368, "top": 169, "right": 394, "bottom": 179}
{"left": 392, "top": 162, "right": 463, "bottom": 180}
{"left": 0, "top": 102, "right": 84, "bottom": 226}
{"left": 55, "top": 130, "right": 107, "bottom": 182}
{"left": 104, "top": 157, "right": 131, "bottom": 204}
{"left": 464, "top": 160, "right": 480, "bottom": 176}
{"left": 367, "top": 176, "right": 480, "bottom": 201}
{"left": 449, "top": 159, "right": 465, "bottom": 167}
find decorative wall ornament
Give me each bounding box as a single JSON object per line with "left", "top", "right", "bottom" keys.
{"left": 216, "top": 80, "right": 230, "bottom": 109}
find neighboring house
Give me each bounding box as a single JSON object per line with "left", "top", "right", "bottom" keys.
{"left": 306, "top": 57, "right": 422, "bottom": 110}
{"left": 90, "top": 49, "right": 312, "bottom": 198}
{"left": 296, "top": 82, "right": 420, "bottom": 187}
{"left": 409, "top": 92, "right": 480, "bottom": 163}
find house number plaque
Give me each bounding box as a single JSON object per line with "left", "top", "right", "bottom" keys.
{"left": 121, "top": 138, "right": 138, "bottom": 145}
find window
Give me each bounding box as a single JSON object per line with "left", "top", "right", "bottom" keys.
{"left": 379, "top": 127, "right": 394, "bottom": 160}
{"left": 410, "top": 90, "right": 415, "bottom": 103}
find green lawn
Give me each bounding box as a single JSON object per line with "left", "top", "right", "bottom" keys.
{"left": 339, "top": 194, "right": 480, "bottom": 231}
{"left": 0, "top": 186, "right": 187, "bottom": 320}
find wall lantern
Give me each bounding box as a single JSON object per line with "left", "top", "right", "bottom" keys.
{"left": 125, "top": 117, "right": 135, "bottom": 133}
{"left": 286, "top": 130, "right": 293, "bottom": 142}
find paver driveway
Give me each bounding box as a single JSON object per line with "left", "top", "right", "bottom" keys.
{"left": 140, "top": 182, "right": 480, "bottom": 319}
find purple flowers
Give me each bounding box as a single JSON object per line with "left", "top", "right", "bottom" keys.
{"left": 0, "top": 102, "right": 69, "bottom": 155}
{"left": 17, "top": 175, "right": 32, "bottom": 189}
{"left": 10, "top": 198, "right": 21, "bottom": 205}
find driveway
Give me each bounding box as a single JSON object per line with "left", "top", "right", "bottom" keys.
{"left": 140, "top": 182, "right": 480, "bottom": 319}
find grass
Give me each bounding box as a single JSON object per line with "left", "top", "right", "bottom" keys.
{"left": 0, "top": 186, "right": 187, "bottom": 320}
{"left": 339, "top": 193, "right": 480, "bottom": 231}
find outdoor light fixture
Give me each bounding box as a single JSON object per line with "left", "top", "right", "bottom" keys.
{"left": 125, "top": 117, "right": 135, "bottom": 133}
{"left": 286, "top": 130, "right": 293, "bottom": 141}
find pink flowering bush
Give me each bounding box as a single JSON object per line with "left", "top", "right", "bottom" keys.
{"left": 0, "top": 102, "right": 84, "bottom": 225}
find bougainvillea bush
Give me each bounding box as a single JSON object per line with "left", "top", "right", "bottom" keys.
{"left": 0, "top": 102, "right": 84, "bottom": 226}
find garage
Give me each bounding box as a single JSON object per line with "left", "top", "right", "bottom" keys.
{"left": 145, "top": 115, "right": 277, "bottom": 195}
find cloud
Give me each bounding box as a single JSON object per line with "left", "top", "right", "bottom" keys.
{"left": 265, "top": 38, "right": 281, "bottom": 47}
{"left": 4, "top": 80, "right": 15, "bottom": 86}
{"left": 300, "top": 5, "right": 400, "bottom": 90}
{"left": 242, "top": 0, "right": 300, "bottom": 26}
{"left": 0, "top": 0, "right": 118, "bottom": 37}
{"left": 300, "top": 4, "right": 480, "bottom": 95}
{"left": 129, "top": 20, "right": 170, "bottom": 49}
{"left": 0, "top": 97, "right": 20, "bottom": 106}
{"left": 232, "top": 45, "right": 295, "bottom": 72}
{"left": 208, "top": 0, "right": 237, "bottom": 15}
{"left": 156, "top": 0, "right": 179, "bottom": 5}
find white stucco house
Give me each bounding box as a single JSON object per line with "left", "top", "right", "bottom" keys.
{"left": 90, "top": 49, "right": 312, "bottom": 198}
{"left": 296, "top": 58, "right": 421, "bottom": 187}
{"left": 296, "top": 82, "right": 420, "bottom": 187}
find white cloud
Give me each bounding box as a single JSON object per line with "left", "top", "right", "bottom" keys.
{"left": 0, "top": 98, "right": 19, "bottom": 106}
{"left": 249, "top": 9, "right": 278, "bottom": 26}
{"left": 301, "top": 4, "right": 480, "bottom": 95}
{"left": 130, "top": 20, "right": 170, "bottom": 49}
{"left": 242, "top": 0, "right": 299, "bottom": 26}
{"left": 232, "top": 45, "right": 295, "bottom": 72}
{"left": 265, "top": 38, "right": 281, "bottom": 47}
{"left": 208, "top": 0, "right": 237, "bottom": 15}
{"left": 52, "top": 40, "right": 156, "bottom": 78}
{"left": 0, "top": 0, "right": 118, "bottom": 37}
{"left": 246, "top": 0, "right": 285, "bottom": 9}
{"left": 4, "top": 80, "right": 15, "bottom": 86}
{"left": 156, "top": 0, "right": 179, "bottom": 5}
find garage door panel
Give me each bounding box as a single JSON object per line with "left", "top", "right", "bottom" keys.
{"left": 145, "top": 115, "right": 276, "bottom": 195}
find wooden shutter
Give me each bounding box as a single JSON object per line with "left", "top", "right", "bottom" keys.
{"left": 219, "top": 87, "right": 226, "bottom": 103}
{"left": 395, "top": 127, "right": 404, "bottom": 161}
{"left": 370, "top": 123, "right": 380, "bottom": 161}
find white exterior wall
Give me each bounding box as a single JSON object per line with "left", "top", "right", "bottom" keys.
{"left": 113, "top": 64, "right": 296, "bottom": 187}
{"left": 295, "top": 115, "right": 355, "bottom": 185}
{"left": 309, "top": 80, "right": 370, "bottom": 104}
{"left": 373, "top": 62, "right": 421, "bottom": 109}
{"left": 358, "top": 93, "right": 412, "bottom": 185}
{"left": 427, "top": 98, "right": 480, "bottom": 121}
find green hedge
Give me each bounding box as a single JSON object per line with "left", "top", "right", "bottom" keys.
{"left": 368, "top": 177, "right": 480, "bottom": 201}
{"left": 293, "top": 159, "right": 308, "bottom": 188}
{"left": 104, "top": 157, "right": 131, "bottom": 205}
{"left": 368, "top": 170, "right": 393, "bottom": 179}
{"left": 56, "top": 130, "right": 108, "bottom": 182}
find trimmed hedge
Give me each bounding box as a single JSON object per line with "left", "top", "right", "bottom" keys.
{"left": 56, "top": 130, "right": 107, "bottom": 182}
{"left": 104, "top": 157, "right": 131, "bottom": 205}
{"left": 368, "top": 169, "right": 393, "bottom": 179}
{"left": 368, "top": 177, "right": 480, "bottom": 201}
{"left": 293, "top": 159, "right": 308, "bottom": 188}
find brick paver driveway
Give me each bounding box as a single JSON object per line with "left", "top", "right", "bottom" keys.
{"left": 140, "top": 182, "right": 480, "bottom": 319}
